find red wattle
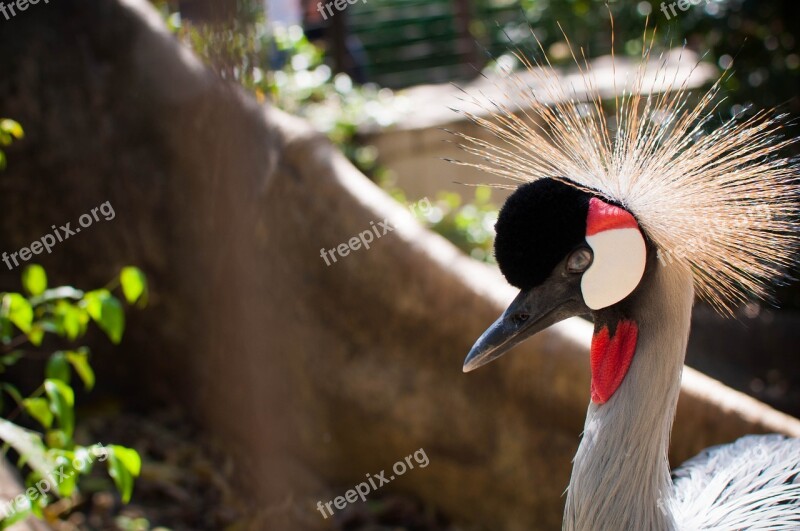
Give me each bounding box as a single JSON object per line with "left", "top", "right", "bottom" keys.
{"left": 590, "top": 320, "right": 639, "bottom": 404}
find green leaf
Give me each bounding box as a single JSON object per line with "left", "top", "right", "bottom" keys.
{"left": 66, "top": 349, "right": 94, "bottom": 391}
{"left": 119, "top": 267, "right": 147, "bottom": 305}
{"left": 108, "top": 460, "right": 134, "bottom": 503}
{"left": 1, "top": 383, "right": 24, "bottom": 406}
{"left": 61, "top": 305, "right": 82, "bottom": 340}
{"left": 83, "top": 290, "right": 125, "bottom": 344}
{"left": 1, "top": 293, "right": 33, "bottom": 334}
{"left": 47, "top": 451, "right": 77, "bottom": 496}
{"left": 110, "top": 445, "right": 141, "bottom": 477}
{"left": 28, "top": 286, "right": 84, "bottom": 307}
{"left": 70, "top": 446, "right": 96, "bottom": 475}
{"left": 44, "top": 429, "right": 69, "bottom": 450}
{"left": 0, "top": 418, "right": 58, "bottom": 485}
{"left": 28, "top": 483, "right": 45, "bottom": 516}
{"left": 107, "top": 445, "right": 141, "bottom": 503}
{"left": 21, "top": 265, "right": 47, "bottom": 296}
{"left": 56, "top": 466, "right": 76, "bottom": 497}
{"left": 53, "top": 300, "right": 89, "bottom": 341}
{"left": 0, "top": 150, "right": 6, "bottom": 171}
{"left": 0, "top": 119, "right": 23, "bottom": 140}
{"left": 0, "top": 505, "right": 32, "bottom": 528}
{"left": 26, "top": 324, "right": 44, "bottom": 347}
{"left": 46, "top": 352, "right": 71, "bottom": 384}
{"left": 44, "top": 379, "right": 74, "bottom": 438}
{"left": 22, "top": 398, "right": 53, "bottom": 429}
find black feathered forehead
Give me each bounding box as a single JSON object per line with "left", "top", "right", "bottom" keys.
{"left": 494, "top": 178, "right": 592, "bottom": 290}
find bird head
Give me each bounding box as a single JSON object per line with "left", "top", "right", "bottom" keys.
{"left": 456, "top": 30, "right": 799, "bottom": 406}
{"left": 463, "top": 177, "right": 649, "bottom": 373}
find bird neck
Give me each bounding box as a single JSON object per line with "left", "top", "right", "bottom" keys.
{"left": 564, "top": 260, "right": 695, "bottom": 531}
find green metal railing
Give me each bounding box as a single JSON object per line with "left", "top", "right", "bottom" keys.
{"left": 348, "top": 0, "right": 524, "bottom": 88}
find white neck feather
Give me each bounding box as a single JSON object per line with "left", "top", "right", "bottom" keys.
{"left": 564, "top": 262, "right": 695, "bottom": 531}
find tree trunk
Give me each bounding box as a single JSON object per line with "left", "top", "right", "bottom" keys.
{"left": 0, "top": 1, "right": 798, "bottom": 530}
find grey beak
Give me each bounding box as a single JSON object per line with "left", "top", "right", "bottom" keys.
{"left": 463, "top": 276, "right": 587, "bottom": 373}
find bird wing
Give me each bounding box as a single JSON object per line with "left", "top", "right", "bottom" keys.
{"left": 671, "top": 435, "right": 800, "bottom": 530}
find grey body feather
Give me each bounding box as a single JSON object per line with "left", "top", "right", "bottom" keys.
{"left": 672, "top": 435, "right": 800, "bottom": 530}
{"left": 564, "top": 260, "right": 800, "bottom": 530}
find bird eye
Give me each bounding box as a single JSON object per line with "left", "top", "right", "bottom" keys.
{"left": 567, "top": 248, "right": 593, "bottom": 273}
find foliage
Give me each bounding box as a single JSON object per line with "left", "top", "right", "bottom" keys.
{"left": 0, "top": 265, "right": 147, "bottom": 524}
{"left": 264, "top": 25, "right": 409, "bottom": 180}
{"left": 152, "top": 1, "right": 266, "bottom": 85}
{"left": 180, "top": 19, "right": 264, "bottom": 83}
{"left": 0, "top": 119, "right": 23, "bottom": 171}
{"left": 394, "top": 186, "right": 499, "bottom": 263}
{"left": 156, "top": 4, "right": 408, "bottom": 180}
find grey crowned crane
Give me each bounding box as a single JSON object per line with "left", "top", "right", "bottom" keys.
{"left": 457, "top": 32, "right": 800, "bottom": 531}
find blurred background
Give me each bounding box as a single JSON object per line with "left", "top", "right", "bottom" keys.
{"left": 0, "top": 0, "right": 798, "bottom": 529}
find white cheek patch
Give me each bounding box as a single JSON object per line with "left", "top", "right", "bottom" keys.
{"left": 581, "top": 228, "right": 647, "bottom": 310}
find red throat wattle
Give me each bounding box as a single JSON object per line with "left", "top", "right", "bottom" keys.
{"left": 590, "top": 320, "right": 639, "bottom": 404}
